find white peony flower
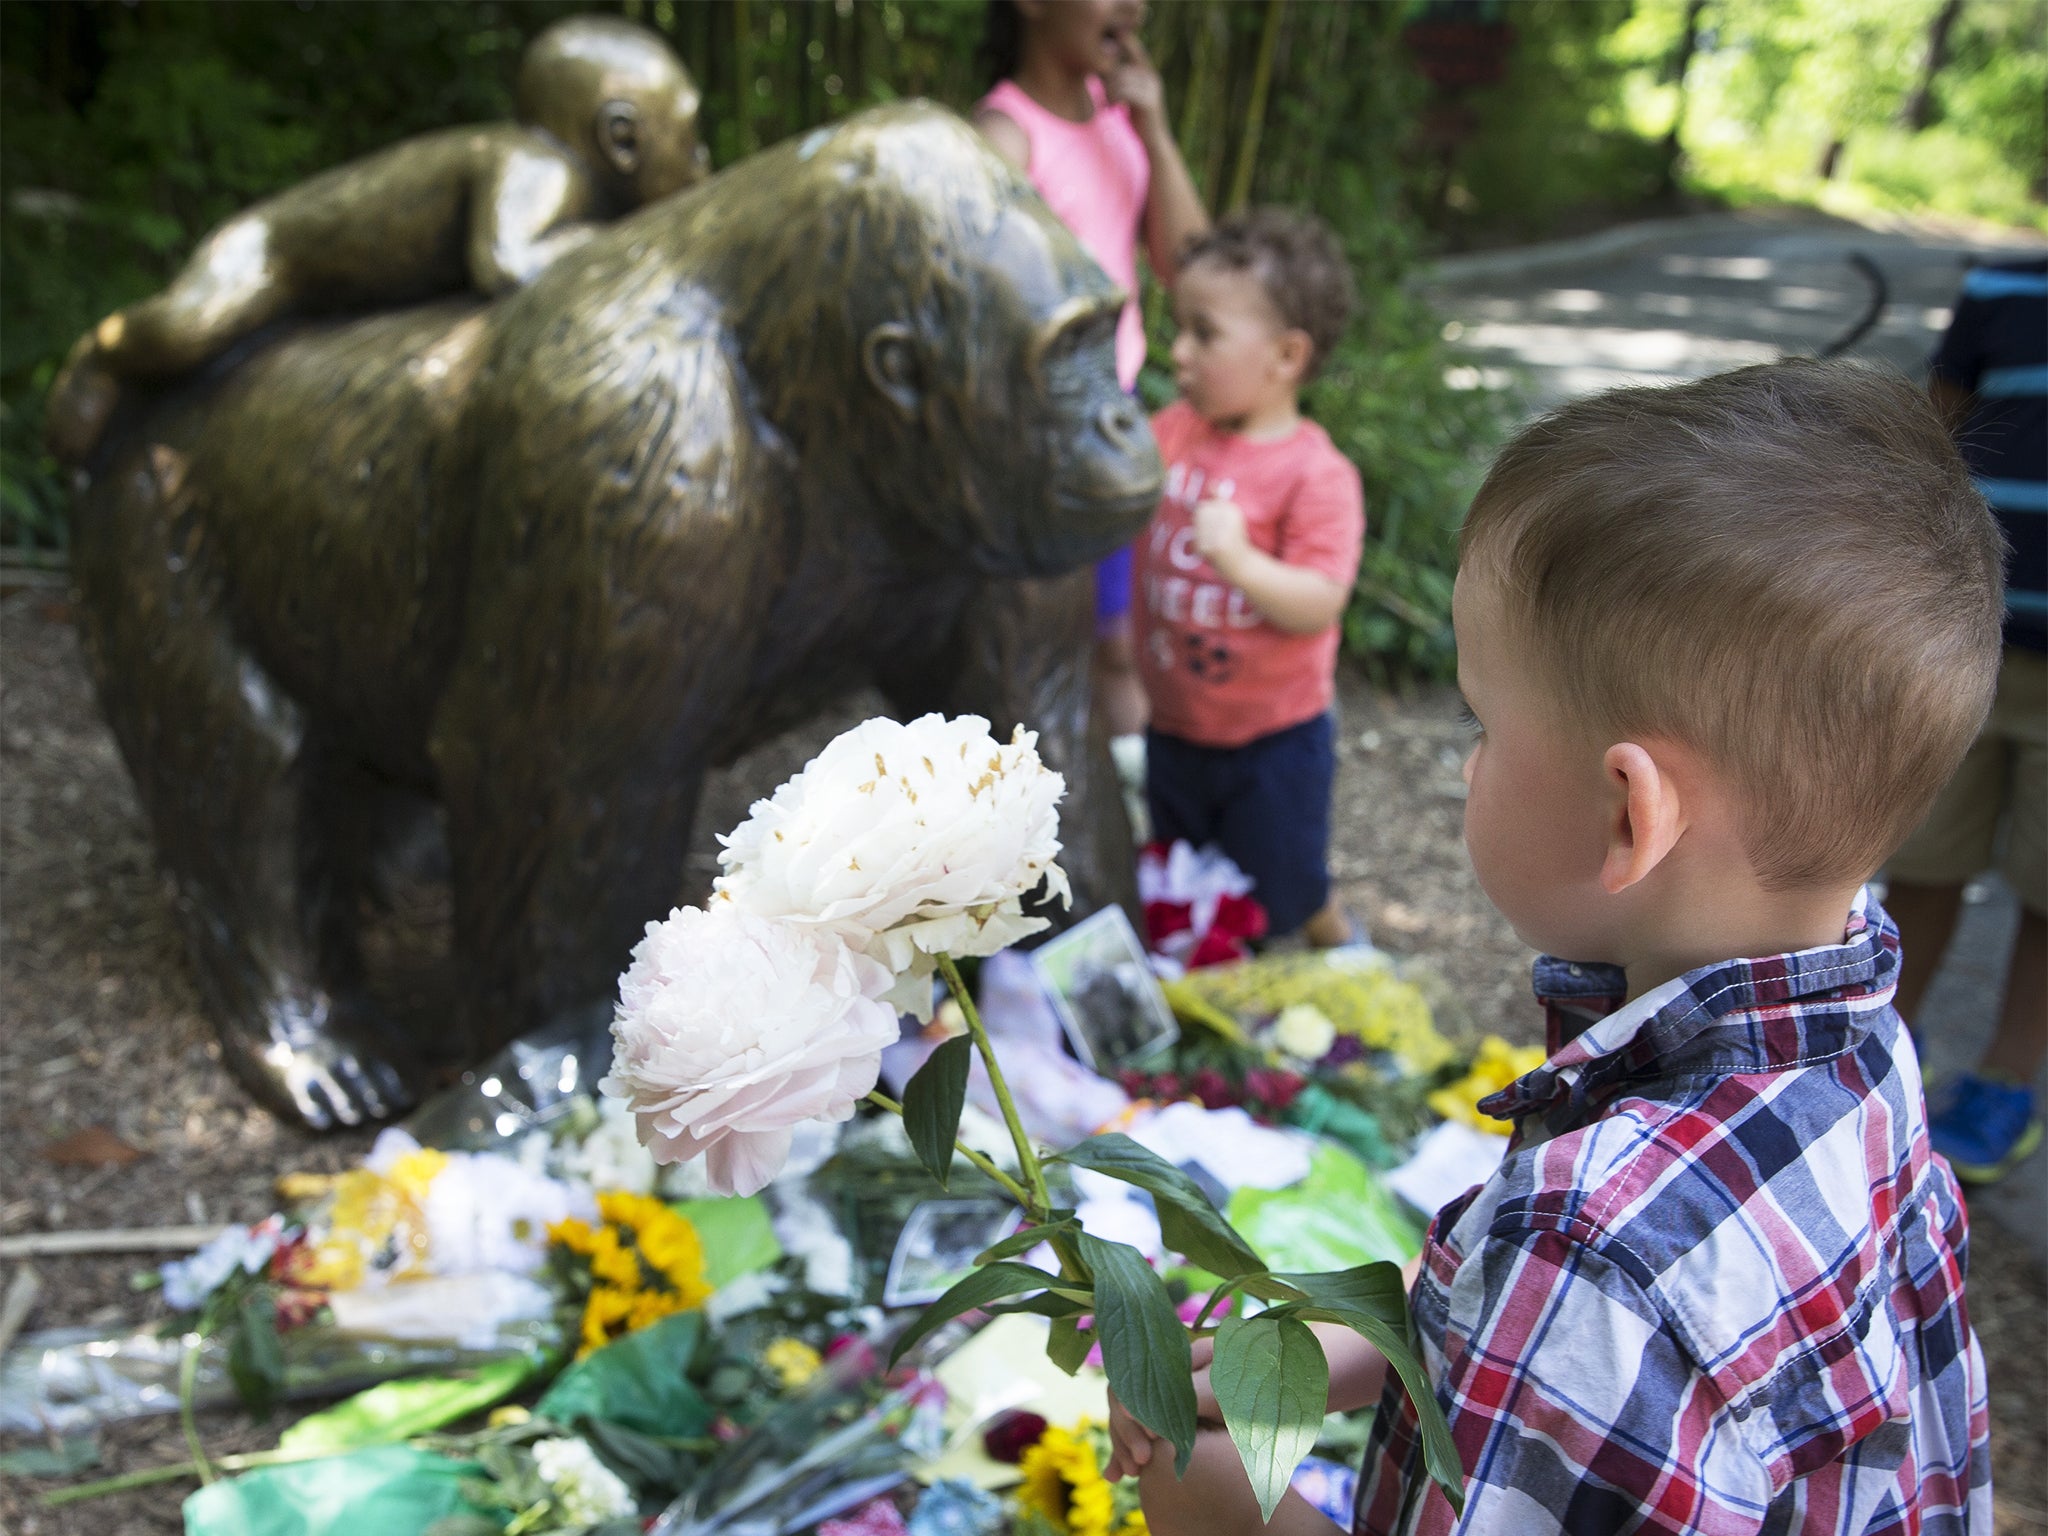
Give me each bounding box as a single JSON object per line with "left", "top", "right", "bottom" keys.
{"left": 532, "top": 1436, "right": 636, "bottom": 1524}
{"left": 603, "top": 905, "right": 899, "bottom": 1197}
{"left": 713, "top": 714, "right": 1070, "bottom": 1018}
{"left": 1273, "top": 1003, "right": 1339, "bottom": 1063}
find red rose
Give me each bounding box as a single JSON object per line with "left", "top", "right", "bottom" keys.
{"left": 983, "top": 1409, "right": 1050, "bottom": 1464}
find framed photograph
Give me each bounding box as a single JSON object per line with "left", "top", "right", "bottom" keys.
{"left": 883, "top": 1198, "right": 1026, "bottom": 1308}
{"left": 1031, "top": 904, "right": 1180, "bottom": 1071}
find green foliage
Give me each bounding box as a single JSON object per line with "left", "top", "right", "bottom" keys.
{"left": 1646, "top": 0, "right": 2048, "bottom": 230}
{"left": 902, "top": 1034, "right": 973, "bottom": 1189}
{"left": 1211, "top": 1315, "right": 1329, "bottom": 1520}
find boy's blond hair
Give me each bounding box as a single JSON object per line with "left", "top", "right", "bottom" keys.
{"left": 1461, "top": 359, "right": 2005, "bottom": 890}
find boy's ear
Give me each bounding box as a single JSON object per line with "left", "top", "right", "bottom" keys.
{"left": 1275, "top": 328, "right": 1313, "bottom": 383}
{"left": 1601, "top": 742, "right": 1685, "bottom": 894}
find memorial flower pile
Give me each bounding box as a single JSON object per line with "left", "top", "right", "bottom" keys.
{"left": 1426, "top": 1035, "right": 1548, "bottom": 1132}
{"left": 607, "top": 713, "right": 1468, "bottom": 1521}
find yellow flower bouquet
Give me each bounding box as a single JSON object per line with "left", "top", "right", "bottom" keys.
{"left": 548, "top": 1191, "right": 713, "bottom": 1357}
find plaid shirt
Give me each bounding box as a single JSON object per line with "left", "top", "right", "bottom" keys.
{"left": 1353, "top": 890, "right": 1992, "bottom": 1535}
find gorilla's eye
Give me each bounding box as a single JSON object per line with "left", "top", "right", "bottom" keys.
{"left": 1033, "top": 305, "right": 1118, "bottom": 393}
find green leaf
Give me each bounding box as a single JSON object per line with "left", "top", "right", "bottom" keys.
{"left": 279, "top": 1354, "right": 537, "bottom": 1456}
{"left": 1209, "top": 1316, "right": 1329, "bottom": 1521}
{"left": 1075, "top": 1233, "right": 1197, "bottom": 1475}
{"left": 227, "top": 1288, "right": 285, "bottom": 1419}
{"left": 1046, "top": 1313, "right": 1096, "bottom": 1375}
{"left": 903, "top": 1035, "right": 973, "bottom": 1188}
{"left": 1053, "top": 1134, "right": 1267, "bottom": 1282}
{"left": 983, "top": 1291, "right": 1092, "bottom": 1320}
{"left": 886, "top": 1261, "right": 1061, "bottom": 1368}
{"left": 670, "top": 1195, "right": 782, "bottom": 1287}
{"left": 976, "top": 1219, "right": 1073, "bottom": 1265}
{"left": 1269, "top": 1262, "right": 1410, "bottom": 1320}
{"left": 536, "top": 1312, "right": 713, "bottom": 1439}
{"left": 1268, "top": 1302, "right": 1465, "bottom": 1515}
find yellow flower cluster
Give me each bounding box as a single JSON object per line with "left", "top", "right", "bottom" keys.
{"left": 1172, "top": 953, "right": 1455, "bottom": 1075}
{"left": 276, "top": 1150, "right": 448, "bottom": 1290}
{"left": 761, "top": 1336, "right": 823, "bottom": 1390}
{"left": 1427, "top": 1035, "right": 1548, "bottom": 1131}
{"left": 550, "top": 1191, "right": 713, "bottom": 1357}
{"left": 1014, "top": 1421, "right": 1146, "bottom": 1536}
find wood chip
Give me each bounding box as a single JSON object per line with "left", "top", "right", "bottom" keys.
{"left": 0, "top": 1225, "right": 224, "bottom": 1259}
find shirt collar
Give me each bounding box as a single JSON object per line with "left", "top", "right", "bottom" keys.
{"left": 1478, "top": 886, "right": 1898, "bottom": 1131}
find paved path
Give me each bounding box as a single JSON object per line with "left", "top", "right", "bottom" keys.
{"left": 1425, "top": 208, "right": 2048, "bottom": 1261}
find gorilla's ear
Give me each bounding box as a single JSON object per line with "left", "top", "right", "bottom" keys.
{"left": 596, "top": 100, "right": 641, "bottom": 177}
{"left": 863, "top": 323, "right": 923, "bottom": 420}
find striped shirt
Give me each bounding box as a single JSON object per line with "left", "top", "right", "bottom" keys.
{"left": 1930, "top": 260, "right": 2046, "bottom": 652}
{"left": 1353, "top": 889, "right": 1992, "bottom": 1534}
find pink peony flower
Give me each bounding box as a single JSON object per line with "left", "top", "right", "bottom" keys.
{"left": 602, "top": 905, "right": 899, "bottom": 1196}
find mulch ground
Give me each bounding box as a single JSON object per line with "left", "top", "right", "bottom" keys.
{"left": 3, "top": 590, "right": 2043, "bottom": 1533}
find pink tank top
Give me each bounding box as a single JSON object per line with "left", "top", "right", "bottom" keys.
{"left": 980, "top": 76, "right": 1150, "bottom": 389}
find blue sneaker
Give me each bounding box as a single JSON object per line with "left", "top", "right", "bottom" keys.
{"left": 1928, "top": 1073, "right": 2043, "bottom": 1183}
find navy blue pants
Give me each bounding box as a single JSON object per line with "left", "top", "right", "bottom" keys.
{"left": 1146, "top": 712, "right": 1336, "bottom": 937}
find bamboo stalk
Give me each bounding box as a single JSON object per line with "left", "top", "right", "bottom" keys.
{"left": 1227, "top": 0, "right": 1287, "bottom": 212}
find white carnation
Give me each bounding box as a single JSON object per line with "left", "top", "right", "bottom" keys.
{"left": 713, "top": 714, "right": 1070, "bottom": 1018}
{"left": 602, "top": 905, "right": 899, "bottom": 1197}
{"left": 1272, "top": 1003, "right": 1339, "bottom": 1063}
{"left": 532, "top": 1436, "right": 635, "bottom": 1524}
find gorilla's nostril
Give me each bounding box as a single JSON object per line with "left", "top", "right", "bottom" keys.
{"left": 1097, "top": 399, "right": 1142, "bottom": 448}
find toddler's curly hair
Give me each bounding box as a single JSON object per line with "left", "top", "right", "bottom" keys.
{"left": 1179, "top": 208, "right": 1357, "bottom": 380}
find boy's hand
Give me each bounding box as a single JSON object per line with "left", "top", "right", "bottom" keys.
{"left": 1104, "top": 31, "right": 1166, "bottom": 134}
{"left": 1105, "top": 1336, "right": 1220, "bottom": 1481}
{"left": 1192, "top": 498, "right": 1250, "bottom": 571}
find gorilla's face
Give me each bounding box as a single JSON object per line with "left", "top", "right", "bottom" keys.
{"left": 861, "top": 200, "right": 1162, "bottom": 578}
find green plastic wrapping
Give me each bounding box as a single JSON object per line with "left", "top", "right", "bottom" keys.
{"left": 1285, "top": 1083, "right": 1399, "bottom": 1168}
{"left": 182, "top": 1444, "right": 488, "bottom": 1536}
{"left": 1227, "top": 1144, "right": 1422, "bottom": 1273}
{"left": 535, "top": 1313, "right": 713, "bottom": 1439}
{"left": 671, "top": 1197, "right": 781, "bottom": 1288}
{"left": 276, "top": 1354, "right": 538, "bottom": 1458}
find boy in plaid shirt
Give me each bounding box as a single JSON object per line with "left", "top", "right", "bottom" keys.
{"left": 1109, "top": 360, "right": 1998, "bottom": 1534}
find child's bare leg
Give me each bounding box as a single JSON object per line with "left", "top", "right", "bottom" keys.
{"left": 1093, "top": 618, "right": 1148, "bottom": 738}
{"left": 1303, "top": 893, "right": 1356, "bottom": 948}
{"left": 101, "top": 217, "right": 295, "bottom": 377}
{"left": 48, "top": 215, "right": 293, "bottom": 461}
{"left": 1136, "top": 1428, "right": 1345, "bottom": 1536}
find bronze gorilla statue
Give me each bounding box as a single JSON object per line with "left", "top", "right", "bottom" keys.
{"left": 66, "top": 104, "right": 1161, "bottom": 1129}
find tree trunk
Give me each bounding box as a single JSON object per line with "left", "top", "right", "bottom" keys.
{"left": 1227, "top": 0, "right": 1287, "bottom": 211}
{"left": 1899, "top": 0, "right": 1966, "bottom": 131}
{"left": 732, "top": 0, "right": 757, "bottom": 155}
{"left": 1658, "top": 0, "right": 1705, "bottom": 196}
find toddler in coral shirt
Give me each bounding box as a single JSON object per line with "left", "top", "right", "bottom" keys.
{"left": 1135, "top": 208, "right": 1363, "bottom": 943}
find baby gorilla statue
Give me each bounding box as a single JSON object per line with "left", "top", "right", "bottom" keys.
{"left": 46, "top": 15, "right": 705, "bottom": 464}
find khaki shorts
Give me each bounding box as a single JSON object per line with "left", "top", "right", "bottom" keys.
{"left": 1889, "top": 646, "right": 2046, "bottom": 915}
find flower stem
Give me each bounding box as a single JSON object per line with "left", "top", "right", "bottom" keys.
{"left": 37, "top": 1440, "right": 326, "bottom": 1507}
{"left": 177, "top": 1332, "right": 213, "bottom": 1486}
{"left": 863, "top": 1091, "right": 1034, "bottom": 1209}
{"left": 936, "top": 955, "right": 1052, "bottom": 1217}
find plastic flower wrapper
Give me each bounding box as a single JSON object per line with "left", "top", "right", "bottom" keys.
{"left": 712, "top": 713, "right": 1070, "bottom": 1019}
{"left": 1138, "top": 840, "right": 1267, "bottom": 971}
{"left": 603, "top": 903, "right": 900, "bottom": 1196}
{"left": 646, "top": 1342, "right": 946, "bottom": 1536}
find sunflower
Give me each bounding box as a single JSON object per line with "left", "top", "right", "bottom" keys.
{"left": 1013, "top": 1420, "right": 1145, "bottom": 1536}
{"left": 550, "top": 1191, "right": 713, "bottom": 1357}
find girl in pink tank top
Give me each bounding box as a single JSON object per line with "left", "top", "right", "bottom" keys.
{"left": 974, "top": 0, "right": 1208, "bottom": 738}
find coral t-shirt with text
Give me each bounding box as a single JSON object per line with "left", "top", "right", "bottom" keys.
{"left": 1136, "top": 401, "right": 1365, "bottom": 748}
